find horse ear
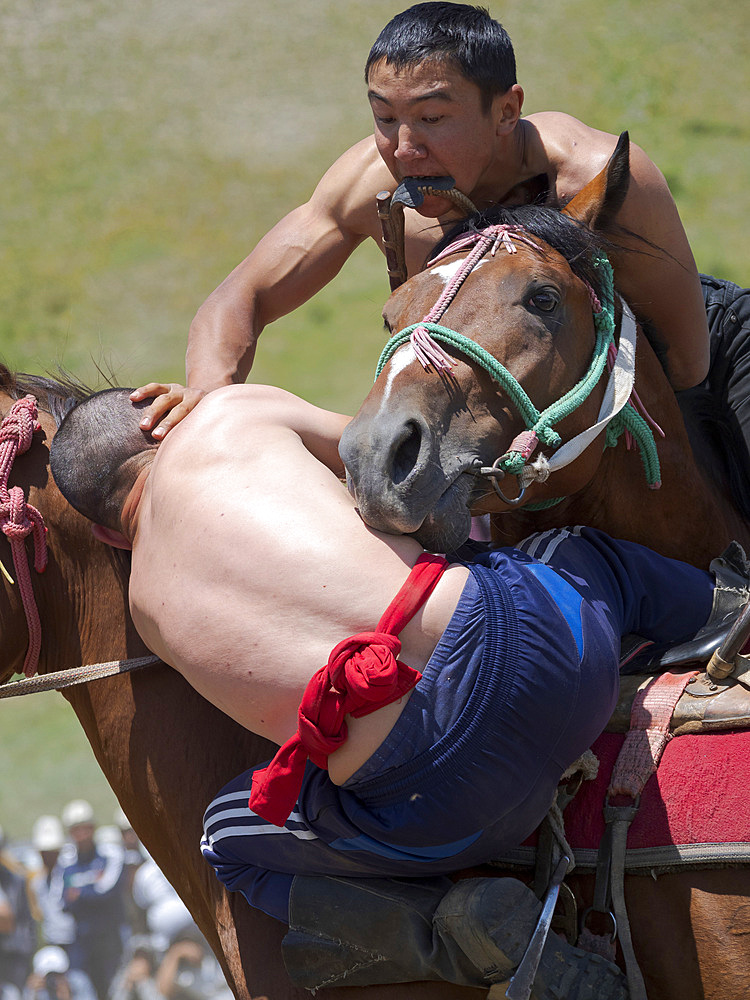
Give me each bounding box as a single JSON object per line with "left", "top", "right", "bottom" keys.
{"left": 91, "top": 523, "right": 133, "bottom": 551}
{"left": 562, "top": 131, "right": 630, "bottom": 231}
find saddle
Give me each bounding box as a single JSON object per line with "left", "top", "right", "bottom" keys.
{"left": 526, "top": 543, "right": 750, "bottom": 1000}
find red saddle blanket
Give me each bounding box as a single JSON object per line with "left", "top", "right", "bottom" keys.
{"left": 521, "top": 730, "right": 750, "bottom": 859}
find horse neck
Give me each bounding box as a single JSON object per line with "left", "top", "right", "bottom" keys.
{"left": 496, "top": 330, "right": 749, "bottom": 568}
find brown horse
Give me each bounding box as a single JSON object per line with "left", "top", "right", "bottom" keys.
{"left": 339, "top": 134, "right": 750, "bottom": 567}
{"left": 1, "top": 141, "right": 747, "bottom": 1000}
{"left": 0, "top": 369, "right": 495, "bottom": 1000}
{"left": 336, "top": 135, "right": 750, "bottom": 998}
{"left": 4, "top": 383, "right": 750, "bottom": 1000}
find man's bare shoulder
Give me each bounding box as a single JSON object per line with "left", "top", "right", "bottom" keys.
{"left": 524, "top": 112, "right": 665, "bottom": 205}
{"left": 153, "top": 385, "right": 347, "bottom": 477}
{"left": 524, "top": 112, "right": 624, "bottom": 202}
{"left": 313, "top": 136, "right": 397, "bottom": 239}
{"left": 156, "top": 385, "right": 279, "bottom": 448}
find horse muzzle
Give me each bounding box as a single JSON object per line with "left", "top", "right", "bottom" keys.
{"left": 340, "top": 410, "right": 475, "bottom": 549}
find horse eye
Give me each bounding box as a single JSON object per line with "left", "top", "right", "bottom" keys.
{"left": 527, "top": 289, "right": 559, "bottom": 313}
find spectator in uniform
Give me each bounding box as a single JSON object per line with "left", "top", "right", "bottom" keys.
{"left": 55, "top": 802, "right": 125, "bottom": 1000}
{"left": 28, "top": 818, "right": 75, "bottom": 953}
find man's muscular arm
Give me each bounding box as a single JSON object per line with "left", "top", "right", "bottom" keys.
{"left": 134, "top": 139, "right": 384, "bottom": 438}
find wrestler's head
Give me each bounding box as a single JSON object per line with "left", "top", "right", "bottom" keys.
{"left": 50, "top": 386, "right": 158, "bottom": 541}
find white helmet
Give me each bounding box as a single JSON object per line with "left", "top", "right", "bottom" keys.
{"left": 61, "top": 799, "right": 95, "bottom": 829}
{"left": 32, "top": 815, "right": 65, "bottom": 852}
{"left": 33, "top": 946, "right": 70, "bottom": 976}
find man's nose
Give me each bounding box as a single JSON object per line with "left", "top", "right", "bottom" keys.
{"left": 394, "top": 124, "right": 426, "bottom": 161}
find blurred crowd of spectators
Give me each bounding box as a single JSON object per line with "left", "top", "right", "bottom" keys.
{"left": 0, "top": 802, "right": 232, "bottom": 1000}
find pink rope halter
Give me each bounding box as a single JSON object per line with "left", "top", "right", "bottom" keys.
{"left": 410, "top": 225, "right": 541, "bottom": 372}
{"left": 0, "top": 395, "right": 48, "bottom": 677}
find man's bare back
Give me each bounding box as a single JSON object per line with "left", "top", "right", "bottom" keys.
{"left": 126, "top": 384, "right": 469, "bottom": 780}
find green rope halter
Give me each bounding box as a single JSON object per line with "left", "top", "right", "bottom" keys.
{"left": 374, "top": 251, "right": 661, "bottom": 494}
{"left": 376, "top": 255, "right": 617, "bottom": 474}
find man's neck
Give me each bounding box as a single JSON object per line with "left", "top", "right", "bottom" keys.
{"left": 471, "top": 120, "right": 536, "bottom": 210}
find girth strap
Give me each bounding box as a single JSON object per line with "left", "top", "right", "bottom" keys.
{"left": 588, "top": 671, "right": 696, "bottom": 1000}
{"left": 249, "top": 553, "right": 449, "bottom": 826}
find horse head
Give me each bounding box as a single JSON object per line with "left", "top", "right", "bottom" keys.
{"left": 340, "top": 134, "right": 634, "bottom": 552}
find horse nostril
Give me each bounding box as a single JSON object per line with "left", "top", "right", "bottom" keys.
{"left": 392, "top": 421, "right": 422, "bottom": 485}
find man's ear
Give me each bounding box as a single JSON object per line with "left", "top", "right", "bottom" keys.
{"left": 91, "top": 523, "right": 133, "bottom": 551}
{"left": 494, "top": 84, "right": 524, "bottom": 136}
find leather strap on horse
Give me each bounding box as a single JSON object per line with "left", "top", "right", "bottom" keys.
{"left": 0, "top": 396, "right": 48, "bottom": 677}
{"left": 249, "top": 553, "right": 449, "bottom": 826}
{"left": 590, "top": 670, "right": 698, "bottom": 1000}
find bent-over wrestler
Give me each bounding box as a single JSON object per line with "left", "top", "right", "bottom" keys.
{"left": 51, "top": 383, "right": 728, "bottom": 998}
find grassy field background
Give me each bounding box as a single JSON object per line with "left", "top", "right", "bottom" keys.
{"left": 1, "top": 0, "right": 748, "bottom": 841}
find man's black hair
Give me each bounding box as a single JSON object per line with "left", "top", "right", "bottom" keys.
{"left": 365, "top": 3, "right": 517, "bottom": 112}
{"left": 50, "top": 387, "right": 157, "bottom": 531}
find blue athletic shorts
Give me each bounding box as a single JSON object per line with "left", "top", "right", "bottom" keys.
{"left": 200, "top": 526, "right": 712, "bottom": 914}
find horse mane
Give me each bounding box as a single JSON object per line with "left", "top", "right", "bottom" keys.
{"left": 0, "top": 362, "right": 103, "bottom": 428}
{"left": 428, "top": 203, "right": 620, "bottom": 300}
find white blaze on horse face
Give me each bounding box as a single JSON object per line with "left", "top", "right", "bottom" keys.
{"left": 379, "top": 343, "right": 417, "bottom": 413}
{"left": 429, "top": 257, "right": 488, "bottom": 285}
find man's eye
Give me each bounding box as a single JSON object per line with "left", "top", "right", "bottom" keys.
{"left": 423, "top": 116, "right": 443, "bottom": 124}
{"left": 528, "top": 290, "right": 559, "bottom": 313}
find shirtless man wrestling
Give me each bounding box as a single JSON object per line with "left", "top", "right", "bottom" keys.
{"left": 50, "top": 382, "right": 732, "bottom": 998}
{"left": 132, "top": 3, "right": 750, "bottom": 520}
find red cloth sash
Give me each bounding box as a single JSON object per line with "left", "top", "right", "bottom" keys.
{"left": 249, "top": 553, "right": 450, "bottom": 825}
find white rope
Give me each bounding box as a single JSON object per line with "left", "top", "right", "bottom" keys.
{"left": 546, "top": 749, "right": 601, "bottom": 874}
{"left": 0, "top": 654, "right": 160, "bottom": 699}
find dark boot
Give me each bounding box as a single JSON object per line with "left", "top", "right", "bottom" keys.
{"left": 282, "top": 873, "right": 627, "bottom": 998}
{"left": 621, "top": 540, "right": 750, "bottom": 673}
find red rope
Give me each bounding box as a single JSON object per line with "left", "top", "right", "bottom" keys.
{"left": 608, "top": 669, "right": 697, "bottom": 799}
{"left": 0, "top": 396, "right": 47, "bottom": 677}
{"left": 249, "top": 553, "right": 449, "bottom": 825}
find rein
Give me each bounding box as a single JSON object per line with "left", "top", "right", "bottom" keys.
{"left": 0, "top": 394, "right": 159, "bottom": 695}
{"left": 375, "top": 227, "right": 661, "bottom": 507}
{"left": 0, "top": 655, "right": 160, "bottom": 699}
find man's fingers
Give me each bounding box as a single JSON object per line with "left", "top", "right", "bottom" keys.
{"left": 136, "top": 386, "right": 206, "bottom": 439}
{"left": 138, "top": 400, "right": 174, "bottom": 430}
{"left": 149, "top": 402, "right": 192, "bottom": 440}
{"left": 130, "top": 382, "right": 170, "bottom": 401}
